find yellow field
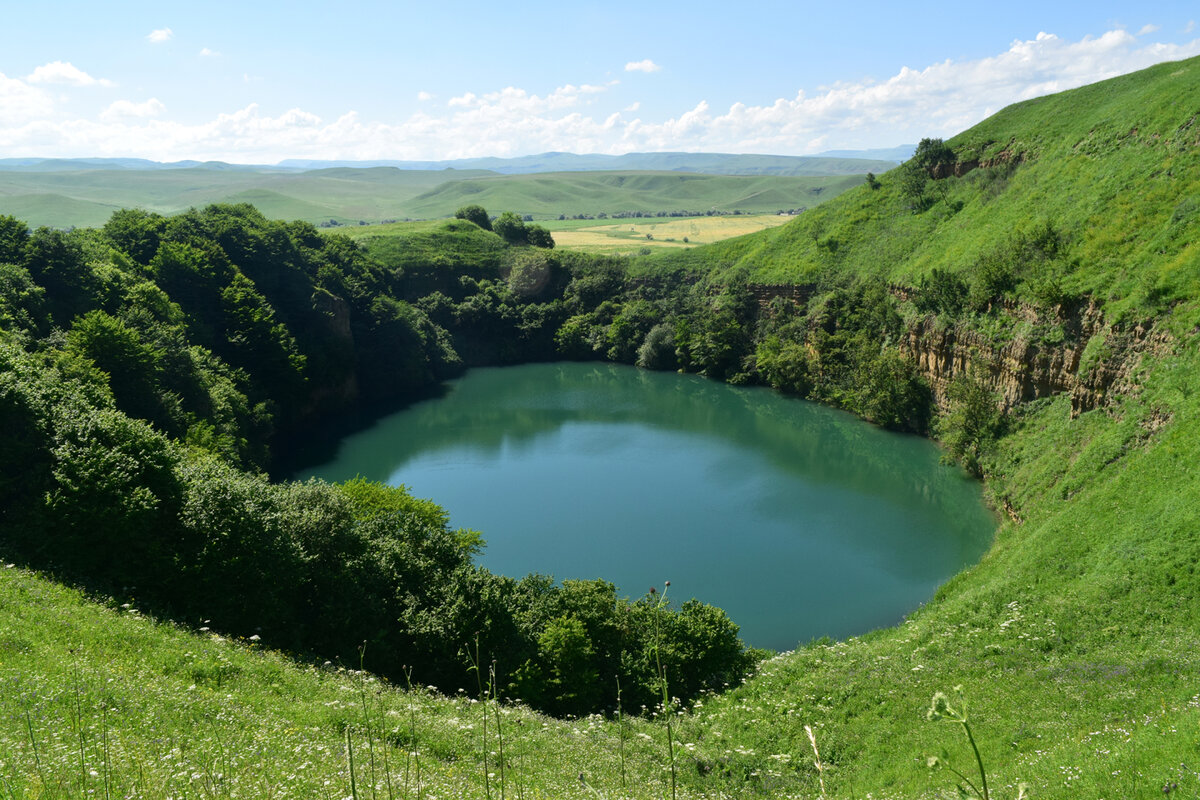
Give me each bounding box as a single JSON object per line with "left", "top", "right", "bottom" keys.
{"left": 549, "top": 214, "right": 795, "bottom": 254}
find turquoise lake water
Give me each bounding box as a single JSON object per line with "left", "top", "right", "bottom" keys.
{"left": 296, "top": 362, "right": 995, "bottom": 651}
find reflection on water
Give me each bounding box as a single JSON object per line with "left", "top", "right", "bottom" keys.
{"left": 296, "top": 363, "right": 996, "bottom": 650}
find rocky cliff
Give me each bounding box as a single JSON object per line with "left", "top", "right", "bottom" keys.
{"left": 898, "top": 298, "right": 1171, "bottom": 416}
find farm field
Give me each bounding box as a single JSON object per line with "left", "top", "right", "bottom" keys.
{"left": 546, "top": 213, "right": 795, "bottom": 253}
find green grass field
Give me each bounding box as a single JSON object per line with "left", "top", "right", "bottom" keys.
{"left": 337, "top": 214, "right": 799, "bottom": 255}
{"left": 549, "top": 214, "right": 795, "bottom": 254}
{"left": 0, "top": 165, "right": 866, "bottom": 230}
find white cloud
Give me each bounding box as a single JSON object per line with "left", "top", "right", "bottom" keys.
{"left": 625, "top": 59, "right": 661, "bottom": 73}
{"left": 147, "top": 27, "right": 173, "bottom": 43}
{"left": 26, "top": 61, "right": 115, "bottom": 88}
{"left": 1186, "top": 20, "right": 1196, "bottom": 34}
{"left": 417, "top": 91, "right": 434, "bottom": 101}
{"left": 199, "top": 47, "right": 220, "bottom": 57}
{"left": 1139, "top": 24, "right": 1162, "bottom": 35}
{"left": 0, "top": 72, "right": 53, "bottom": 125}
{"left": 2, "top": 28, "right": 1199, "bottom": 161}
{"left": 100, "top": 98, "right": 166, "bottom": 122}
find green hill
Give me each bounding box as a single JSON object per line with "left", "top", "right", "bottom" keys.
{"left": 0, "top": 192, "right": 122, "bottom": 228}
{"left": 0, "top": 167, "right": 495, "bottom": 228}
{"left": 2, "top": 56, "right": 1200, "bottom": 800}
{"left": 0, "top": 162, "right": 867, "bottom": 230}
{"left": 278, "top": 150, "right": 901, "bottom": 175}
{"left": 403, "top": 171, "right": 864, "bottom": 218}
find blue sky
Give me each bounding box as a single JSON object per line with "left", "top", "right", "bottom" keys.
{"left": 1, "top": 1, "right": 1198, "bottom": 162}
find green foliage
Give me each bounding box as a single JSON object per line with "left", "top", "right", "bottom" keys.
{"left": 909, "top": 137, "right": 956, "bottom": 174}
{"left": 526, "top": 224, "right": 555, "bottom": 249}
{"left": 493, "top": 211, "right": 529, "bottom": 245}
{"left": 454, "top": 204, "right": 493, "bottom": 231}
{"left": 65, "top": 310, "right": 165, "bottom": 424}
{"left": 915, "top": 268, "right": 969, "bottom": 316}
{"left": 636, "top": 323, "right": 678, "bottom": 371}
{"left": 755, "top": 335, "right": 812, "bottom": 396}
{"left": 936, "top": 372, "right": 1003, "bottom": 476}
{"left": 0, "top": 263, "right": 47, "bottom": 334}
{"left": 0, "top": 214, "right": 30, "bottom": 264}
{"left": 103, "top": 207, "right": 167, "bottom": 265}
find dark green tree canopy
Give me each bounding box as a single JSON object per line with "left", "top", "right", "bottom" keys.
{"left": 454, "top": 204, "right": 493, "bottom": 231}
{"left": 493, "top": 211, "right": 528, "bottom": 245}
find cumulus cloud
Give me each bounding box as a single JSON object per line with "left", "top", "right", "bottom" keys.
{"left": 199, "top": 47, "right": 220, "bottom": 57}
{"left": 2, "top": 28, "right": 1199, "bottom": 161}
{"left": 100, "top": 98, "right": 166, "bottom": 122}
{"left": 417, "top": 91, "right": 434, "bottom": 101}
{"left": 1139, "top": 24, "right": 1162, "bottom": 35}
{"left": 0, "top": 73, "right": 53, "bottom": 125}
{"left": 147, "top": 27, "right": 173, "bottom": 43}
{"left": 26, "top": 61, "right": 114, "bottom": 88}
{"left": 625, "top": 59, "right": 661, "bottom": 73}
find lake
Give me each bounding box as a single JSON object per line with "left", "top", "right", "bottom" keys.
{"left": 294, "top": 362, "right": 995, "bottom": 651}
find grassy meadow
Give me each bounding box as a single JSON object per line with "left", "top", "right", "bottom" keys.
{"left": 339, "top": 214, "right": 798, "bottom": 255}
{"left": 0, "top": 165, "right": 864, "bottom": 230}
{"left": 546, "top": 214, "right": 795, "bottom": 254}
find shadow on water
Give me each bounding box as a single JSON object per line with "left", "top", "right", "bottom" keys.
{"left": 296, "top": 362, "right": 998, "bottom": 651}
{"left": 271, "top": 382, "right": 452, "bottom": 479}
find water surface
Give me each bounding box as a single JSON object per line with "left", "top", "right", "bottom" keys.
{"left": 296, "top": 363, "right": 995, "bottom": 651}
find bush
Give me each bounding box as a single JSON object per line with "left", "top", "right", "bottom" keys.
{"left": 637, "top": 323, "right": 678, "bottom": 371}
{"left": 454, "top": 204, "right": 492, "bottom": 231}
{"left": 936, "top": 372, "right": 1003, "bottom": 477}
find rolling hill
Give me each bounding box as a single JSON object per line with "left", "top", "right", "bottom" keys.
{"left": 0, "top": 162, "right": 868, "bottom": 229}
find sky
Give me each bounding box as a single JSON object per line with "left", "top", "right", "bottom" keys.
{"left": 1, "top": 1, "right": 1198, "bottom": 163}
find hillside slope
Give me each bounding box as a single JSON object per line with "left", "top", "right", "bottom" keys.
{"left": 625, "top": 53, "right": 1200, "bottom": 796}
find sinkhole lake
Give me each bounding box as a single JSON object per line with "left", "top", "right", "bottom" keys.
{"left": 296, "top": 362, "right": 995, "bottom": 651}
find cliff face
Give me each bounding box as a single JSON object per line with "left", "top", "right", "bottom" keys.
{"left": 742, "top": 280, "right": 1170, "bottom": 416}
{"left": 898, "top": 299, "right": 1171, "bottom": 416}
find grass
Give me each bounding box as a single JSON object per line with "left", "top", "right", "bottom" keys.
{"left": 633, "top": 57, "right": 1200, "bottom": 323}
{"left": 399, "top": 171, "right": 865, "bottom": 220}
{"left": 0, "top": 166, "right": 865, "bottom": 230}
{"left": 547, "top": 214, "right": 794, "bottom": 254}
{"left": 0, "top": 563, "right": 733, "bottom": 799}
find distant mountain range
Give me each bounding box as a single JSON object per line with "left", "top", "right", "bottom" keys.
{"left": 0, "top": 148, "right": 912, "bottom": 178}
{"left": 277, "top": 150, "right": 907, "bottom": 176}
{"left": 0, "top": 149, "right": 912, "bottom": 229}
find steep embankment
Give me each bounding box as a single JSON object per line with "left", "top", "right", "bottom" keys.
{"left": 631, "top": 55, "right": 1200, "bottom": 796}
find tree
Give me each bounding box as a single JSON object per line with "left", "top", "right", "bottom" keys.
{"left": 910, "top": 137, "right": 956, "bottom": 175}
{"left": 526, "top": 224, "right": 555, "bottom": 249}
{"left": 493, "top": 211, "right": 528, "bottom": 245}
{"left": 0, "top": 215, "right": 30, "bottom": 264}
{"left": 454, "top": 204, "right": 492, "bottom": 231}
{"left": 103, "top": 208, "right": 167, "bottom": 265}
{"left": 937, "top": 372, "right": 1002, "bottom": 477}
